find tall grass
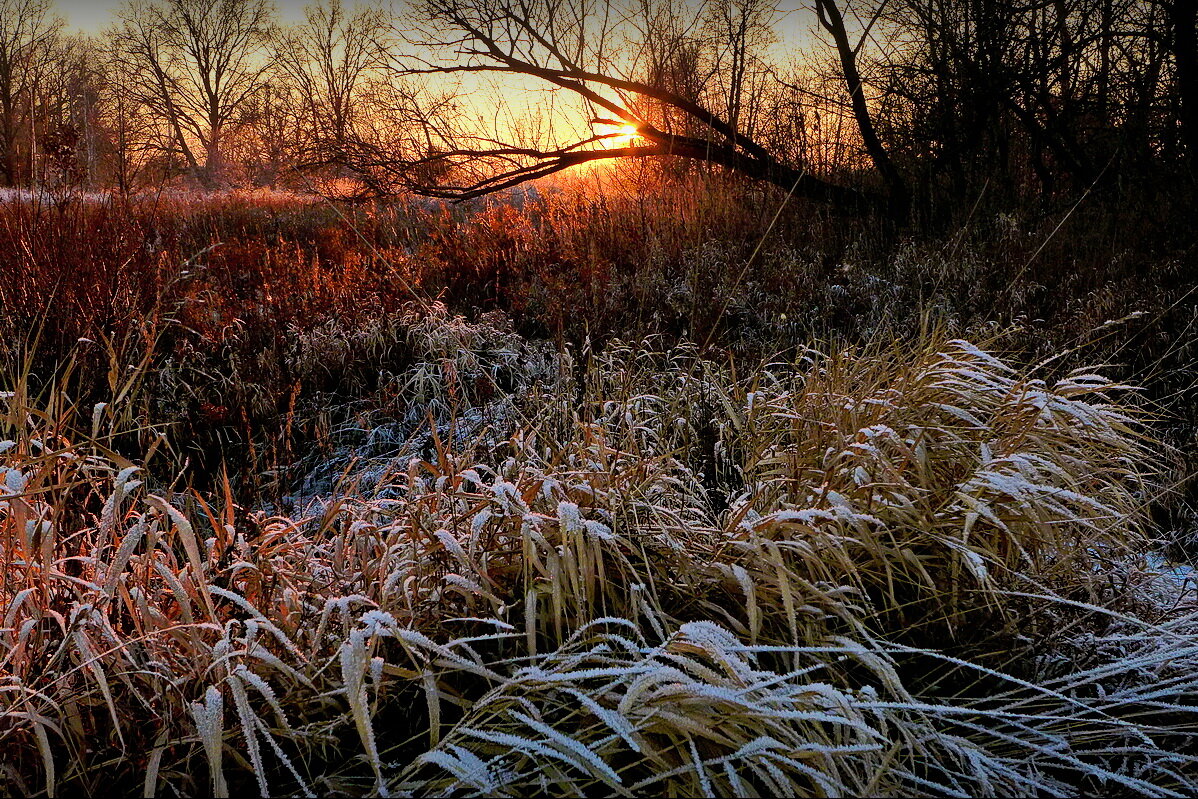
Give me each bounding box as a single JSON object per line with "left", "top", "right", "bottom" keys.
{"left": 2, "top": 313, "right": 1193, "bottom": 796}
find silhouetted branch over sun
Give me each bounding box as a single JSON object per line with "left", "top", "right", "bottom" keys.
{"left": 360, "top": 0, "right": 881, "bottom": 211}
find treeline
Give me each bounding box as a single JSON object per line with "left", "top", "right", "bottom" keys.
{"left": 1, "top": 0, "right": 402, "bottom": 192}
{"left": 2, "top": 0, "right": 1196, "bottom": 220}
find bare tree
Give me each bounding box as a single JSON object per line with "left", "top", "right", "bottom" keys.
{"left": 626, "top": 0, "right": 780, "bottom": 157}
{"left": 89, "top": 36, "right": 164, "bottom": 193}
{"left": 234, "top": 78, "right": 305, "bottom": 186}
{"left": 0, "top": 0, "right": 61, "bottom": 186}
{"left": 814, "top": 0, "right": 907, "bottom": 216}
{"left": 366, "top": 0, "right": 872, "bottom": 209}
{"left": 270, "top": 0, "right": 391, "bottom": 171}
{"left": 32, "top": 33, "right": 107, "bottom": 189}
{"left": 109, "top": 0, "right": 273, "bottom": 187}
{"left": 0, "top": 0, "right": 1173, "bottom": 210}
{"left": 870, "top": 0, "right": 1172, "bottom": 210}
{"left": 629, "top": 0, "right": 715, "bottom": 142}
{"left": 706, "top": 0, "right": 778, "bottom": 139}
{"left": 1163, "top": 0, "right": 1198, "bottom": 175}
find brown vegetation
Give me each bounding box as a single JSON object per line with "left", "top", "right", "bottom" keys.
{"left": 1, "top": 0, "right": 1196, "bottom": 795}
{"left": 0, "top": 173, "right": 1196, "bottom": 795}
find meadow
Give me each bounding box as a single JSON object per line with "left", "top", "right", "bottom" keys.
{"left": 1, "top": 172, "right": 1197, "bottom": 796}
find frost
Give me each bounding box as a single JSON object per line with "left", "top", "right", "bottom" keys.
{"left": 962, "top": 550, "right": 989, "bottom": 582}
{"left": 1, "top": 467, "right": 28, "bottom": 495}
{"left": 557, "top": 501, "right": 583, "bottom": 533}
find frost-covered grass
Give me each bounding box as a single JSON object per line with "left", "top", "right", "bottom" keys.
{"left": 2, "top": 314, "right": 1194, "bottom": 797}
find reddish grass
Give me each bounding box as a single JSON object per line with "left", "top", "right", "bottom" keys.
{"left": 1, "top": 172, "right": 1195, "bottom": 507}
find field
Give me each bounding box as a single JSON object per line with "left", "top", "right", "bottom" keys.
{"left": 2, "top": 173, "right": 1197, "bottom": 796}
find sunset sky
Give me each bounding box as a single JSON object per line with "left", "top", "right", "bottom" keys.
{"left": 45, "top": 0, "right": 840, "bottom": 174}
{"left": 54, "top": 0, "right": 821, "bottom": 48}
{"left": 56, "top": 0, "right": 307, "bottom": 32}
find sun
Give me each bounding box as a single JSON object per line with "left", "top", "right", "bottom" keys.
{"left": 613, "top": 123, "right": 642, "bottom": 146}
{"left": 596, "top": 121, "right": 643, "bottom": 147}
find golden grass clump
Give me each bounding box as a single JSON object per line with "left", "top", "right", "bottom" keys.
{"left": 719, "top": 337, "right": 1154, "bottom": 638}
{"left": 1, "top": 322, "right": 1194, "bottom": 797}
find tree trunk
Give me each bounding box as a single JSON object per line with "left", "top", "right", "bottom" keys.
{"left": 1168, "top": 0, "right": 1198, "bottom": 177}
{"left": 815, "top": 0, "right": 909, "bottom": 219}
{"left": 0, "top": 95, "right": 17, "bottom": 186}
